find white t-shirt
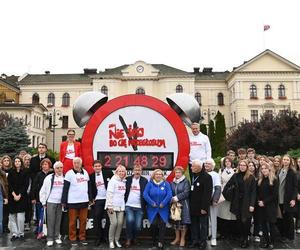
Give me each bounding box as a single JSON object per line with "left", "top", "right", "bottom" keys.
{"left": 105, "top": 175, "right": 126, "bottom": 210}
{"left": 95, "top": 172, "right": 107, "bottom": 200}
{"left": 189, "top": 132, "right": 212, "bottom": 163}
{"left": 65, "top": 169, "right": 89, "bottom": 204}
{"left": 208, "top": 171, "right": 221, "bottom": 197}
{"left": 48, "top": 175, "right": 64, "bottom": 204}
{"left": 126, "top": 177, "right": 141, "bottom": 208}
{"left": 65, "top": 144, "right": 75, "bottom": 159}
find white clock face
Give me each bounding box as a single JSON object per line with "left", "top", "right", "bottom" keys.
{"left": 136, "top": 65, "right": 144, "bottom": 73}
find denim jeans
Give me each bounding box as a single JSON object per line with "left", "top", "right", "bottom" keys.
{"left": 0, "top": 192, "right": 3, "bottom": 235}
{"left": 125, "top": 206, "right": 143, "bottom": 240}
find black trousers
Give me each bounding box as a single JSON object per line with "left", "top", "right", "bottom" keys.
{"left": 191, "top": 214, "right": 208, "bottom": 244}
{"left": 278, "top": 204, "right": 295, "bottom": 240}
{"left": 94, "top": 199, "right": 109, "bottom": 241}
{"left": 261, "top": 221, "right": 278, "bottom": 244}
{"left": 151, "top": 214, "right": 166, "bottom": 244}
{"left": 237, "top": 217, "right": 251, "bottom": 241}
{"left": 25, "top": 197, "right": 33, "bottom": 224}
{"left": 3, "top": 204, "right": 9, "bottom": 231}
{"left": 217, "top": 217, "right": 238, "bottom": 238}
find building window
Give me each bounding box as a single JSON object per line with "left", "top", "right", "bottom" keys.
{"left": 251, "top": 110, "right": 258, "bottom": 122}
{"left": 217, "top": 93, "right": 224, "bottom": 105}
{"left": 47, "top": 93, "right": 55, "bottom": 106}
{"left": 62, "top": 116, "right": 69, "bottom": 129}
{"left": 278, "top": 84, "right": 286, "bottom": 98}
{"left": 195, "top": 92, "right": 201, "bottom": 105}
{"left": 265, "top": 110, "right": 273, "bottom": 116}
{"left": 233, "top": 112, "right": 236, "bottom": 126}
{"left": 32, "top": 135, "right": 36, "bottom": 148}
{"left": 62, "top": 93, "right": 70, "bottom": 107}
{"left": 32, "top": 93, "right": 40, "bottom": 104}
{"left": 101, "top": 85, "right": 108, "bottom": 96}
{"left": 264, "top": 84, "right": 272, "bottom": 98}
{"left": 176, "top": 85, "right": 183, "bottom": 93}
{"left": 250, "top": 84, "right": 257, "bottom": 98}
{"left": 136, "top": 87, "right": 145, "bottom": 95}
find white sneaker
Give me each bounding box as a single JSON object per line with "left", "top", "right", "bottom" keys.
{"left": 55, "top": 239, "right": 62, "bottom": 244}
{"left": 109, "top": 241, "right": 115, "bottom": 248}
{"left": 297, "top": 229, "right": 300, "bottom": 234}
{"left": 47, "top": 241, "right": 54, "bottom": 247}
{"left": 115, "top": 240, "right": 122, "bottom": 248}
{"left": 254, "top": 236, "right": 260, "bottom": 242}
{"left": 211, "top": 239, "right": 217, "bottom": 246}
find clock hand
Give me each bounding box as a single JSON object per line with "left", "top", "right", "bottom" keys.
{"left": 119, "top": 115, "right": 138, "bottom": 151}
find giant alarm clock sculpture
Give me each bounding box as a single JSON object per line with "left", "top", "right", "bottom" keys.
{"left": 73, "top": 92, "right": 200, "bottom": 181}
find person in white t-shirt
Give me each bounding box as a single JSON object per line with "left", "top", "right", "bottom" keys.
{"left": 105, "top": 165, "right": 127, "bottom": 249}
{"left": 204, "top": 159, "right": 221, "bottom": 247}
{"left": 189, "top": 123, "right": 212, "bottom": 178}
{"left": 39, "top": 161, "right": 64, "bottom": 247}
{"left": 61, "top": 157, "right": 91, "bottom": 246}
{"left": 124, "top": 164, "right": 148, "bottom": 248}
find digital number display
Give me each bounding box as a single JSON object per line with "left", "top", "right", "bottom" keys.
{"left": 97, "top": 151, "right": 174, "bottom": 170}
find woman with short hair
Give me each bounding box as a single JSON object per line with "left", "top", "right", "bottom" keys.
{"left": 143, "top": 169, "right": 172, "bottom": 250}
{"left": 170, "top": 166, "right": 190, "bottom": 247}
{"left": 105, "top": 165, "right": 127, "bottom": 249}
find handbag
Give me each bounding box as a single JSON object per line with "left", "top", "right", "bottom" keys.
{"left": 222, "top": 176, "right": 236, "bottom": 202}
{"left": 170, "top": 202, "right": 182, "bottom": 221}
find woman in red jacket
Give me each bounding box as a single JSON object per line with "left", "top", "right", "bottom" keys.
{"left": 59, "top": 129, "right": 81, "bottom": 175}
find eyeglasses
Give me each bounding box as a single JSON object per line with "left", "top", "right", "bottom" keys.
{"left": 67, "top": 134, "right": 75, "bottom": 136}
{"left": 55, "top": 167, "right": 63, "bottom": 169}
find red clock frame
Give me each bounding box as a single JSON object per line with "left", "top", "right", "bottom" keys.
{"left": 81, "top": 94, "right": 190, "bottom": 181}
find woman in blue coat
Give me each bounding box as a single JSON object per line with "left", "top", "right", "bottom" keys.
{"left": 143, "top": 169, "right": 172, "bottom": 250}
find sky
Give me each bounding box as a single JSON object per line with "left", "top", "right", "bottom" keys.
{"left": 1, "top": 0, "right": 300, "bottom": 75}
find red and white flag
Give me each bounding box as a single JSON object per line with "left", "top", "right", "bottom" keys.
{"left": 263, "top": 25, "right": 270, "bottom": 31}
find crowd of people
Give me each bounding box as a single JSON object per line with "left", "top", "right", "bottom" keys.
{"left": 0, "top": 126, "right": 299, "bottom": 250}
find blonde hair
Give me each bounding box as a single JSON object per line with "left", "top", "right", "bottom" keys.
{"left": 281, "top": 154, "right": 296, "bottom": 171}
{"left": 151, "top": 169, "right": 165, "bottom": 180}
{"left": 174, "top": 166, "right": 184, "bottom": 173}
{"left": 258, "top": 162, "right": 276, "bottom": 186}
{"left": 237, "top": 160, "right": 252, "bottom": 181}
{"left": 115, "top": 165, "right": 127, "bottom": 178}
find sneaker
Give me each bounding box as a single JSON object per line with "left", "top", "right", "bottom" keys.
{"left": 11, "top": 235, "right": 18, "bottom": 241}
{"left": 109, "top": 241, "right": 115, "bottom": 248}
{"left": 211, "top": 239, "right": 217, "bottom": 246}
{"left": 47, "top": 241, "right": 54, "bottom": 247}
{"left": 80, "top": 240, "right": 88, "bottom": 246}
{"left": 19, "top": 234, "right": 25, "bottom": 240}
{"left": 115, "top": 240, "right": 122, "bottom": 248}
{"left": 71, "top": 241, "right": 78, "bottom": 246}
{"left": 55, "top": 239, "right": 62, "bottom": 244}
{"left": 297, "top": 229, "right": 300, "bottom": 234}
{"left": 254, "top": 236, "right": 260, "bottom": 242}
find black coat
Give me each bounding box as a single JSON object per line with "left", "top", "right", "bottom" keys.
{"left": 224, "top": 172, "right": 256, "bottom": 221}
{"left": 30, "top": 170, "right": 53, "bottom": 202}
{"left": 280, "top": 168, "right": 298, "bottom": 213}
{"left": 29, "top": 155, "right": 55, "bottom": 182}
{"left": 89, "top": 169, "right": 114, "bottom": 200}
{"left": 189, "top": 169, "right": 213, "bottom": 215}
{"left": 7, "top": 169, "right": 29, "bottom": 213}
{"left": 125, "top": 175, "right": 148, "bottom": 211}
{"left": 257, "top": 177, "right": 279, "bottom": 223}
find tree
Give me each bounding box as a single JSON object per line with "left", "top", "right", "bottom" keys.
{"left": 0, "top": 113, "right": 31, "bottom": 158}
{"left": 208, "top": 119, "right": 216, "bottom": 157}
{"left": 226, "top": 110, "right": 300, "bottom": 155}
{"left": 214, "top": 111, "right": 226, "bottom": 157}
{"left": 200, "top": 123, "right": 207, "bottom": 135}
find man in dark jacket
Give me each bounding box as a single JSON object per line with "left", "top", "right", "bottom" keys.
{"left": 29, "top": 143, "right": 55, "bottom": 183}
{"left": 89, "top": 160, "right": 114, "bottom": 246}
{"left": 189, "top": 159, "right": 213, "bottom": 250}
{"left": 124, "top": 164, "right": 148, "bottom": 248}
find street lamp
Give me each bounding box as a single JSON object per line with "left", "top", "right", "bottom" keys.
{"left": 46, "top": 106, "right": 61, "bottom": 151}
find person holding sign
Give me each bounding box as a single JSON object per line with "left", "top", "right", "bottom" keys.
{"left": 124, "top": 164, "right": 148, "bottom": 248}
{"left": 105, "top": 165, "right": 127, "bottom": 249}
{"left": 143, "top": 169, "right": 172, "bottom": 250}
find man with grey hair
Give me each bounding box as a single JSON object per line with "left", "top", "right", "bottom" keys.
{"left": 188, "top": 123, "right": 211, "bottom": 178}
{"left": 189, "top": 159, "right": 212, "bottom": 250}
{"left": 61, "top": 157, "right": 92, "bottom": 246}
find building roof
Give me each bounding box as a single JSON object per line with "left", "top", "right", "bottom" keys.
{"left": 195, "top": 71, "right": 230, "bottom": 81}
{"left": 0, "top": 103, "right": 47, "bottom": 111}
{"left": 100, "top": 64, "right": 191, "bottom": 76}
{"left": 19, "top": 73, "right": 91, "bottom": 84}
{"left": 0, "top": 75, "right": 20, "bottom": 91}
